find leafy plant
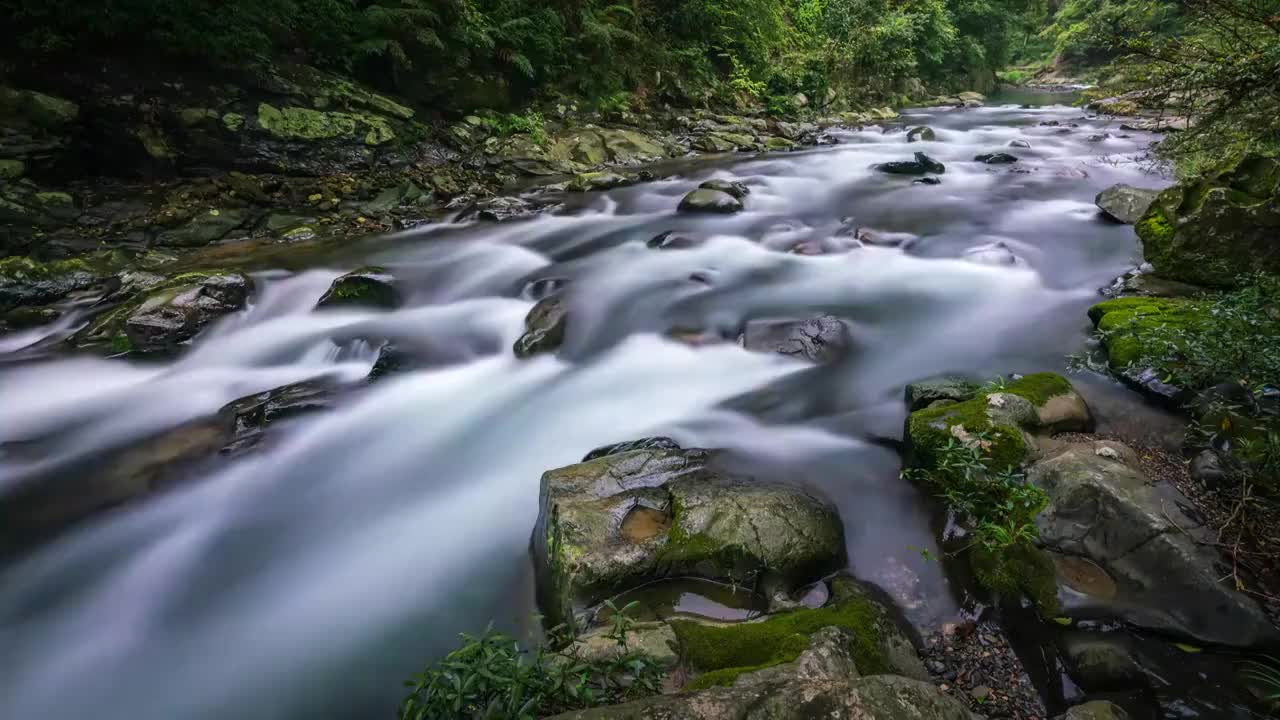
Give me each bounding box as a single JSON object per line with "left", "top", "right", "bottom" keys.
{"left": 1242, "top": 655, "right": 1280, "bottom": 706}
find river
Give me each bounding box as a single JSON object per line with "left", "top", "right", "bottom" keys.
{"left": 0, "top": 92, "right": 1174, "bottom": 719}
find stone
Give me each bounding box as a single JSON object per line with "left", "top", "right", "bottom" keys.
{"left": 531, "top": 447, "right": 845, "bottom": 628}
{"left": 678, "top": 188, "right": 743, "bottom": 214}
{"left": 1028, "top": 441, "right": 1277, "bottom": 647}
{"left": 1086, "top": 297, "right": 1205, "bottom": 401}
{"left": 155, "top": 208, "right": 251, "bottom": 247}
{"left": 568, "top": 172, "right": 634, "bottom": 192}
{"left": 1009, "top": 139, "right": 1032, "bottom": 148}
{"left": 316, "top": 267, "right": 399, "bottom": 309}
{"left": 963, "top": 240, "right": 1023, "bottom": 266}
{"left": 583, "top": 437, "right": 682, "bottom": 462}
{"left": 1135, "top": 154, "right": 1280, "bottom": 286}
{"left": 221, "top": 380, "right": 340, "bottom": 455}
{"left": 1096, "top": 184, "right": 1161, "bottom": 224}
{"left": 905, "top": 377, "right": 980, "bottom": 412}
{"left": 122, "top": 273, "right": 252, "bottom": 353}
{"left": 742, "top": 315, "right": 852, "bottom": 364}
{"left": 0, "top": 256, "right": 101, "bottom": 312}
{"left": 906, "top": 126, "right": 936, "bottom": 142}
{"left": 460, "top": 196, "right": 548, "bottom": 223}
{"left": 698, "top": 178, "right": 751, "bottom": 199}
{"left": 647, "top": 231, "right": 702, "bottom": 250}
{"left": 557, "top": 622, "right": 680, "bottom": 670}
{"left": 1061, "top": 634, "right": 1146, "bottom": 691}
{"left": 975, "top": 152, "right": 1019, "bottom": 164}
{"left": 361, "top": 182, "right": 431, "bottom": 214}
{"left": 1055, "top": 701, "right": 1131, "bottom": 720}
{"left": 913, "top": 177, "right": 942, "bottom": 185}
{"left": 0, "top": 159, "right": 24, "bottom": 180}
{"left": 547, "top": 627, "right": 974, "bottom": 720}
{"left": 875, "top": 152, "right": 946, "bottom": 175}
{"left": 514, "top": 294, "right": 568, "bottom": 358}
{"left": 1189, "top": 449, "right": 1230, "bottom": 488}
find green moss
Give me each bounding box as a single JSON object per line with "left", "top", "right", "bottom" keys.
{"left": 1135, "top": 208, "right": 1175, "bottom": 245}
{"left": 222, "top": 112, "right": 245, "bottom": 132}
{"left": 0, "top": 159, "right": 24, "bottom": 180}
{"left": 1003, "top": 372, "right": 1074, "bottom": 406}
{"left": 110, "top": 333, "right": 133, "bottom": 354}
{"left": 35, "top": 191, "right": 73, "bottom": 206}
{"left": 1088, "top": 297, "right": 1208, "bottom": 369}
{"left": 970, "top": 543, "right": 1060, "bottom": 615}
{"left": 907, "top": 395, "right": 1029, "bottom": 472}
{"left": 256, "top": 103, "right": 396, "bottom": 146}
{"left": 671, "top": 579, "right": 891, "bottom": 689}
{"left": 0, "top": 256, "right": 91, "bottom": 280}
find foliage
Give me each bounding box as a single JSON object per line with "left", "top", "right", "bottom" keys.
{"left": 477, "top": 110, "right": 548, "bottom": 144}
{"left": 903, "top": 433, "right": 1048, "bottom": 551}
{"left": 1242, "top": 655, "right": 1280, "bottom": 705}
{"left": 398, "top": 602, "right": 663, "bottom": 720}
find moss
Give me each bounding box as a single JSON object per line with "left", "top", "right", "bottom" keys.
{"left": 907, "top": 396, "right": 1029, "bottom": 472}
{"left": 671, "top": 580, "right": 891, "bottom": 689}
{"left": 110, "top": 333, "right": 133, "bottom": 354}
{"left": 1135, "top": 208, "right": 1175, "bottom": 246}
{"left": 34, "top": 191, "right": 73, "bottom": 206}
{"left": 970, "top": 543, "right": 1060, "bottom": 615}
{"left": 178, "top": 108, "right": 217, "bottom": 127}
{"left": 222, "top": 112, "right": 245, "bottom": 132}
{"left": 0, "top": 256, "right": 91, "bottom": 280}
{"left": 0, "top": 159, "right": 24, "bottom": 180}
{"left": 256, "top": 103, "right": 396, "bottom": 146}
{"left": 1088, "top": 297, "right": 1208, "bottom": 369}
{"left": 1003, "top": 372, "right": 1074, "bottom": 406}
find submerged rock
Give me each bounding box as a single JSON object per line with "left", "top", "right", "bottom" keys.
{"left": 0, "top": 256, "right": 101, "bottom": 311}
{"left": 531, "top": 446, "right": 844, "bottom": 628}
{"left": 118, "top": 272, "right": 251, "bottom": 353}
{"left": 742, "top": 315, "right": 852, "bottom": 364}
{"left": 1056, "top": 701, "right": 1130, "bottom": 720}
{"left": 316, "top": 267, "right": 399, "bottom": 309}
{"left": 963, "top": 240, "right": 1023, "bottom": 266}
{"left": 678, "top": 188, "right": 744, "bottom": 213}
{"left": 698, "top": 178, "right": 751, "bottom": 199}
{"left": 905, "top": 376, "right": 981, "bottom": 412}
{"left": 906, "top": 126, "right": 937, "bottom": 142}
{"left": 975, "top": 152, "right": 1019, "bottom": 164}
{"left": 514, "top": 294, "right": 568, "bottom": 358}
{"left": 1096, "top": 184, "right": 1160, "bottom": 224}
{"left": 568, "top": 171, "right": 634, "bottom": 193}
{"left": 647, "top": 230, "right": 702, "bottom": 250}
{"left": 1029, "top": 441, "right": 1277, "bottom": 647}
{"left": 875, "top": 152, "right": 946, "bottom": 175}
{"left": 1135, "top": 154, "right": 1280, "bottom": 286}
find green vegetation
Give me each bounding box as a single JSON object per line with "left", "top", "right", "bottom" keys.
{"left": 398, "top": 603, "right": 663, "bottom": 720}
{"left": 1, "top": 0, "right": 1043, "bottom": 114}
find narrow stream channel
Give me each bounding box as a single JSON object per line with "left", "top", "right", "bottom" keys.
{"left": 0, "top": 91, "right": 1177, "bottom": 720}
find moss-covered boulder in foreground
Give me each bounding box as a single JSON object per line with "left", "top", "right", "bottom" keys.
{"left": 1087, "top": 296, "right": 1208, "bottom": 370}
{"left": 1135, "top": 154, "right": 1280, "bottom": 287}
{"left": 531, "top": 446, "right": 845, "bottom": 629}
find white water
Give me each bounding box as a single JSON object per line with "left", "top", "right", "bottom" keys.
{"left": 0, "top": 95, "right": 1169, "bottom": 720}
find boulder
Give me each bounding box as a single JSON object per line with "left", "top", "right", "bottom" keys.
{"left": 875, "top": 152, "right": 946, "bottom": 175}
{"left": 698, "top": 178, "right": 750, "bottom": 199}
{"left": 907, "top": 126, "right": 937, "bottom": 142}
{"left": 0, "top": 256, "right": 101, "bottom": 311}
{"left": 1009, "top": 139, "right": 1032, "bottom": 148}
{"left": 1055, "top": 701, "right": 1130, "bottom": 720}
{"left": 742, "top": 315, "right": 852, "bottom": 364}
{"left": 360, "top": 182, "right": 432, "bottom": 214}
{"left": 1086, "top": 297, "right": 1205, "bottom": 402}
{"left": 316, "top": 267, "right": 399, "bottom": 309}
{"left": 975, "top": 152, "right": 1019, "bottom": 164}
{"left": 514, "top": 294, "right": 568, "bottom": 358}
{"left": 531, "top": 447, "right": 845, "bottom": 628}
{"left": 678, "top": 188, "right": 743, "bottom": 214}
{"left": 905, "top": 376, "right": 981, "bottom": 412}
{"left": 155, "top": 208, "right": 252, "bottom": 247}
{"left": 647, "top": 230, "right": 702, "bottom": 250}
{"left": 121, "top": 273, "right": 251, "bottom": 353}
{"left": 1029, "top": 441, "right": 1277, "bottom": 647}
{"left": 582, "top": 437, "right": 682, "bottom": 462}
{"left": 1096, "top": 184, "right": 1161, "bottom": 224}
{"left": 1135, "top": 154, "right": 1280, "bottom": 286}
{"left": 547, "top": 629, "right": 973, "bottom": 719}
{"left": 568, "top": 171, "right": 634, "bottom": 193}
{"left": 1061, "top": 633, "right": 1146, "bottom": 691}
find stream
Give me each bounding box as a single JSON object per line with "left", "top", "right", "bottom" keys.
{"left": 0, "top": 92, "right": 1179, "bottom": 720}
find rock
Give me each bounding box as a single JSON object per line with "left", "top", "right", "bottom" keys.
{"left": 1087, "top": 133, "right": 1111, "bottom": 143}
{"left": 0, "top": 256, "right": 101, "bottom": 312}
{"left": 122, "top": 273, "right": 251, "bottom": 353}
{"left": 1056, "top": 701, "right": 1131, "bottom": 720}
{"left": 1009, "top": 139, "right": 1032, "bottom": 148}
{"left": 1189, "top": 449, "right": 1229, "bottom": 488}
{"left": 531, "top": 447, "right": 845, "bottom": 628}
{"left": 1029, "top": 441, "right": 1276, "bottom": 647}
{"left": 1135, "top": 154, "right": 1280, "bottom": 286}
{"left": 975, "top": 152, "right": 1019, "bottom": 164}
{"left": 913, "top": 177, "right": 942, "bottom": 185}
{"left": 763, "top": 136, "right": 796, "bottom": 151}
{"left": 742, "top": 315, "right": 852, "bottom": 364}
{"left": 958, "top": 91, "right": 986, "bottom": 103}
{"left": 547, "top": 627, "right": 972, "bottom": 719}
{"left": 905, "top": 377, "right": 980, "bottom": 412}
{"left": 647, "top": 231, "right": 702, "bottom": 250}
{"left": 222, "top": 380, "right": 340, "bottom": 455}
{"left": 0, "top": 159, "right": 25, "bottom": 180}
{"left": 514, "top": 294, "right": 568, "bottom": 358}
{"left": 907, "top": 126, "right": 937, "bottom": 142}
{"left": 1086, "top": 297, "right": 1203, "bottom": 402}
{"left": 1061, "top": 634, "right": 1146, "bottom": 691}
{"left": 360, "top": 182, "right": 431, "bottom": 214}
{"left": 568, "top": 172, "right": 634, "bottom": 193}
{"left": 698, "top": 178, "right": 750, "bottom": 199}
{"left": 582, "top": 437, "right": 681, "bottom": 462}
{"left": 316, "top": 267, "right": 399, "bottom": 309}
{"left": 678, "top": 188, "right": 743, "bottom": 214}
{"left": 461, "top": 196, "right": 549, "bottom": 223}
{"left": 1096, "top": 184, "right": 1161, "bottom": 224}
{"left": 875, "top": 152, "right": 946, "bottom": 175}
{"left": 963, "top": 240, "right": 1023, "bottom": 266}
{"left": 155, "top": 208, "right": 252, "bottom": 247}
{"left": 557, "top": 622, "right": 679, "bottom": 669}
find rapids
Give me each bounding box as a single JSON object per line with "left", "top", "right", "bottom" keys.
{"left": 0, "top": 93, "right": 1169, "bottom": 719}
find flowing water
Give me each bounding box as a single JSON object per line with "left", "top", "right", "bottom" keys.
{"left": 0, "top": 93, "right": 1174, "bottom": 720}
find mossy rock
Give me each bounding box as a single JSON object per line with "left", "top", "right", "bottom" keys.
{"left": 74, "top": 270, "right": 251, "bottom": 353}
{"left": 1135, "top": 154, "right": 1280, "bottom": 287}
{"left": 316, "top": 267, "right": 399, "bottom": 310}
{"left": 970, "top": 542, "right": 1059, "bottom": 615}
{"left": 155, "top": 208, "right": 253, "bottom": 247}
{"left": 0, "top": 86, "right": 80, "bottom": 130}
{"left": 1087, "top": 296, "right": 1208, "bottom": 370}
{"left": 514, "top": 294, "right": 568, "bottom": 358}
{"left": 0, "top": 256, "right": 100, "bottom": 311}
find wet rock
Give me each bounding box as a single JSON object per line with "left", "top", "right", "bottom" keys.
{"left": 907, "top": 126, "right": 937, "bottom": 142}
{"left": 1029, "top": 441, "right": 1277, "bottom": 647}
{"left": 458, "top": 195, "right": 548, "bottom": 223}
{"left": 514, "top": 294, "right": 568, "bottom": 358}
{"left": 1086, "top": 297, "right": 1202, "bottom": 404}
{"left": 647, "top": 230, "right": 702, "bottom": 250}
{"left": 316, "top": 267, "right": 399, "bottom": 309}
{"left": 360, "top": 181, "right": 432, "bottom": 214}
{"left": 875, "top": 152, "right": 946, "bottom": 175}
{"left": 1189, "top": 449, "right": 1229, "bottom": 488}
{"left": 963, "top": 240, "right": 1023, "bottom": 266}
{"left": 678, "top": 188, "right": 743, "bottom": 214}
{"left": 1096, "top": 184, "right": 1161, "bottom": 224}
{"left": 547, "top": 627, "right": 972, "bottom": 720}
{"left": 583, "top": 437, "right": 681, "bottom": 462}
{"left": 1056, "top": 701, "right": 1131, "bottom": 720}
{"left": 567, "top": 171, "right": 634, "bottom": 193}
{"left": 1135, "top": 154, "right": 1280, "bottom": 287}
{"left": 557, "top": 622, "right": 680, "bottom": 670}
{"left": 222, "top": 380, "right": 340, "bottom": 455}
{"left": 742, "top": 315, "right": 852, "bottom": 364}
{"left": 698, "top": 178, "right": 750, "bottom": 199}
{"left": 1061, "top": 634, "right": 1146, "bottom": 691}
{"left": 531, "top": 446, "right": 844, "bottom": 628}
{"left": 122, "top": 273, "right": 251, "bottom": 353}
{"left": 1009, "top": 139, "right": 1032, "bottom": 148}
{"left": 905, "top": 376, "right": 980, "bottom": 412}
{"left": 155, "top": 208, "right": 252, "bottom": 247}
{"left": 975, "top": 152, "right": 1019, "bottom": 164}
{"left": 913, "top": 177, "right": 942, "bottom": 185}
{"left": 1088, "top": 133, "right": 1112, "bottom": 143}
{"left": 0, "top": 256, "right": 101, "bottom": 312}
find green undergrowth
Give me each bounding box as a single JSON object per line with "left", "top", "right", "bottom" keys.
{"left": 671, "top": 578, "right": 890, "bottom": 691}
